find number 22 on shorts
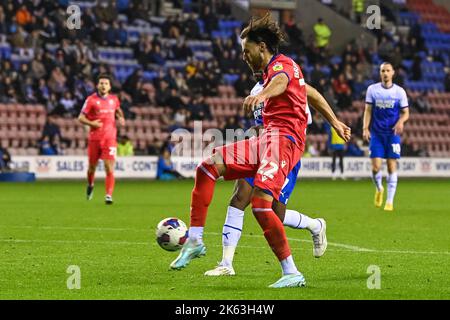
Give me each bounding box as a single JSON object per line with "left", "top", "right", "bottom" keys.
{"left": 258, "top": 159, "right": 279, "bottom": 181}
{"left": 109, "top": 147, "right": 117, "bottom": 158}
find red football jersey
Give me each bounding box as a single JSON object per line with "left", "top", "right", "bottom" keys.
{"left": 262, "top": 54, "right": 308, "bottom": 146}
{"left": 81, "top": 93, "right": 120, "bottom": 141}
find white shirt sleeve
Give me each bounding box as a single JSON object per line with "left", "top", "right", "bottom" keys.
{"left": 365, "top": 85, "right": 373, "bottom": 104}
{"left": 400, "top": 88, "right": 409, "bottom": 108}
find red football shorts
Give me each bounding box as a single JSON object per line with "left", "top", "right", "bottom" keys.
{"left": 88, "top": 139, "right": 117, "bottom": 165}
{"left": 214, "top": 133, "right": 304, "bottom": 201}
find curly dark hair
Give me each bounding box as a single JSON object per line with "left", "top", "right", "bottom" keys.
{"left": 240, "top": 12, "right": 287, "bottom": 54}
{"left": 96, "top": 73, "right": 113, "bottom": 85}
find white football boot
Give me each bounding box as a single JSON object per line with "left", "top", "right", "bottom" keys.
{"left": 204, "top": 264, "right": 236, "bottom": 276}
{"left": 312, "top": 218, "right": 327, "bottom": 258}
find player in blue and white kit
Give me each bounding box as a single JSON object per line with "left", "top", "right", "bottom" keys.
{"left": 363, "top": 62, "right": 409, "bottom": 211}
{"left": 205, "top": 78, "right": 327, "bottom": 276}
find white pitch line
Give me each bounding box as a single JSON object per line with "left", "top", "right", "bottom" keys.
{"left": 1, "top": 238, "right": 450, "bottom": 256}
{"left": 0, "top": 225, "right": 373, "bottom": 252}
{"left": 206, "top": 232, "right": 374, "bottom": 252}
{"left": 1, "top": 225, "right": 450, "bottom": 256}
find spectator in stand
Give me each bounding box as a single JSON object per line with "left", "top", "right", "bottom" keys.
{"left": 0, "top": 147, "right": 12, "bottom": 172}
{"left": 313, "top": 18, "right": 332, "bottom": 50}
{"left": 346, "top": 136, "right": 364, "bottom": 157}
{"left": 0, "top": 6, "right": 7, "bottom": 34}
{"left": 47, "top": 66, "right": 67, "bottom": 94}
{"left": 172, "top": 39, "right": 193, "bottom": 60}
{"left": 185, "top": 13, "right": 201, "bottom": 39}
{"left": 325, "top": 122, "right": 346, "bottom": 180}
{"left": 332, "top": 74, "right": 352, "bottom": 110}
{"left": 200, "top": 5, "right": 217, "bottom": 34}
{"left": 16, "top": 5, "right": 32, "bottom": 27}
{"left": 118, "top": 90, "right": 133, "bottom": 119}
{"left": 411, "top": 53, "right": 423, "bottom": 81}
{"left": 411, "top": 92, "right": 431, "bottom": 114}
{"left": 188, "top": 95, "right": 212, "bottom": 121}
{"left": 59, "top": 91, "right": 77, "bottom": 116}
{"left": 401, "top": 137, "right": 417, "bottom": 157}
{"left": 10, "top": 25, "right": 27, "bottom": 49}
{"left": 157, "top": 147, "right": 184, "bottom": 180}
{"left": 39, "top": 135, "right": 57, "bottom": 155}
{"left": 149, "top": 44, "right": 165, "bottom": 65}
{"left": 234, "top": 73, "right": 254, "bottom": 97}
{"left": 41, "top": 116, "right": 63, "bottom": 145}
{"left": 352, "top": 74, "right": 366, "bottom": 100}
{"left": 352, "top": 0, "right": 365, "bottom": 24}
{"left": 304, "top": 137, "right": 320, "bottom": 157}
{"left": 30, "top": 53, "right": 47, "bottom": 80}
{"left": 378, "top": 36, "right": 394, "bottom": 62}
{"left": 445, "top": 68, "right": 450, "bottom": 92}
{"left": 117, "top": 136, "right": 134, "bottom": 156}
{"left": 37, "top": 78, "right": 50, "bottom": 104}
{"left": 169, "top": 108, "right": 189, "bottom": 132}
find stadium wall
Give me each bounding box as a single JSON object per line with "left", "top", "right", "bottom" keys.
{"left": 295, "top": 0, "right": 377, "bottom": 53}
{"left": 9, "top": 156, "right": 450, "bottom": 179}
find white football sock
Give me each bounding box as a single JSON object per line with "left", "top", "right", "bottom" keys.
{"left": 188, "top": 226, "right": 204, "bottom": 245}
{"left": 284, "top": 209, "right": 322, "bottom": 235}
{"left": 221, "top": 206, "right": 244, "bottom": 267}
{"left": 280, "top": 255, "right": 299, "bottom": 275}
{"left": 372, "top": 171, "right": 383, "bottom": 191}
{"left": 386, "top": 172, "right": 398, "bottom": 204}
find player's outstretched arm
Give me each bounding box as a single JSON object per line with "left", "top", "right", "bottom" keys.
{"left": 362, "top": 104, "right": 372, "bottom": 142}
{"left": 78, "top": 113, "right": 102, "bottom": 128}
{"left": 306, "top": 84, "right": 351, "bottom": 142}
{"left": 243, "top": 73, "right": 288, "bottom": 113}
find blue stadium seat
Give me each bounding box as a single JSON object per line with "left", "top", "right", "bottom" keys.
{"left": 321, "top": 66, "right": 331, "bottom": 76}
{"left": 223, "top": 74, "right": 239, "bottom": 85}
{"left": 330, "top": 56, "right": 342, "bottom": 66}
{"left": 183, "top": 0, "right": 193, "bottom": 13}
{"left": 143, "top": 71, "right": 158, "bottom": 81}
{"left": 196, "top": 19, "right": 205, "bottom": 34}
{"left": 116, "top": 0, "right": 129, "bottom": 11}
{"left": 402, "top": 60, "right": 413, "bottom": 70}
{"left": 211, "top": 30, "right": 232, "bottom": 39}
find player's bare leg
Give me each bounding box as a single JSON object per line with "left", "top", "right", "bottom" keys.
{"left": 104, "top": 159, "right": 115, "bottom": 205}
{"left": 171, "top": 153, "right": 226, "bottom": 270}
{"left": 272, "top": 201, "right": 327, "bottom": 258}
{"left": 86, "top": 162, "right": 97, "bottom": 200}
{"left": 371, "top": 158, "right": 384, "bottom": 208}
{"left": 251, "top": 188, "right": 305, "bottom": 288}
{"left": 384, "top": 159, "right": 398, "bottom": 211}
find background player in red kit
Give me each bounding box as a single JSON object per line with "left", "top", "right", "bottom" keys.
{"left": 170, "top": 13, "right": 351, "bottom": 288}
{"left": 78, "top": 74, "right": 125, "bottom": 204}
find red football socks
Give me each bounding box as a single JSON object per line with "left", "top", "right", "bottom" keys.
{"left": 105, "top": 171, "right": 115, "bottom": 196}
{"left": 87, "top": 171, "right": 95, "bottom": 187}
{"left": 190, "top": 162, "right": 220, "bottom": 227}
{"left": 252, "top": 197, "right": 292, "bottom": 261}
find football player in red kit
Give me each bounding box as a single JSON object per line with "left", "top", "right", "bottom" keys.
{"left": 78, "top": 74, "right": 125, "bottom": 205}
{"left": 170, "top": 13, "right": 351, "bottom": 288}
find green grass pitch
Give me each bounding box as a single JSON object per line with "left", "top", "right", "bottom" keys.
{"left": 0, "top": 179, "right": 449, "bottom": 300}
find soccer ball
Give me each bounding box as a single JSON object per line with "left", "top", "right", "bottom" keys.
{"left": 156, "top": 218, "right": 188, "bottom": 251}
